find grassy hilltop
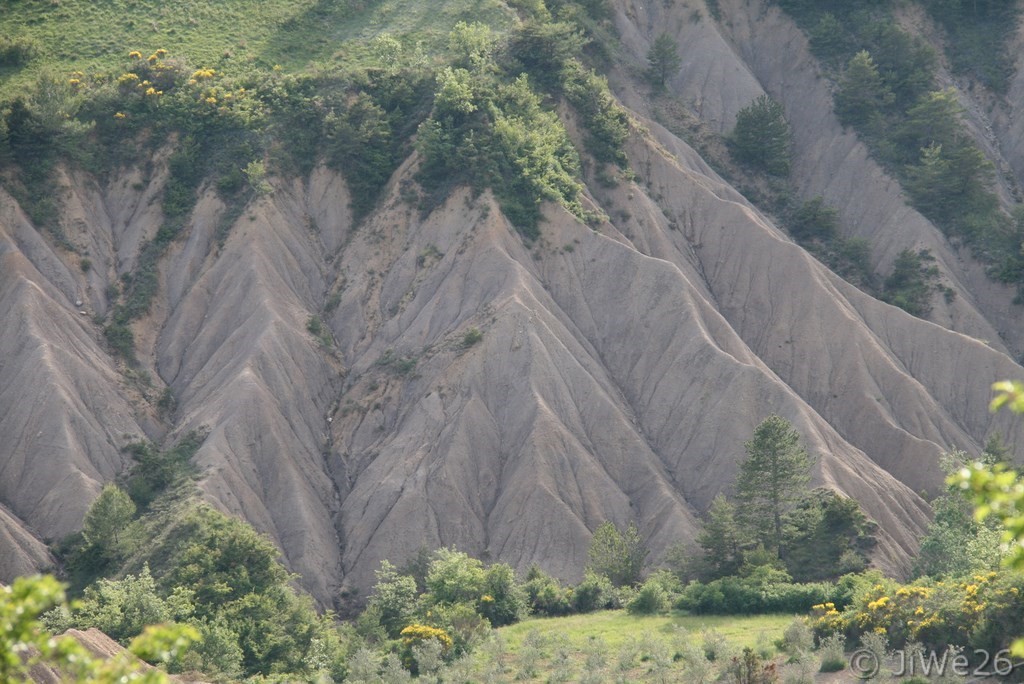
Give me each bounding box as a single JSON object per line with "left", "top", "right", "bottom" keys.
{"left": 0, "top": 0, "right": 514, "bottom": 97}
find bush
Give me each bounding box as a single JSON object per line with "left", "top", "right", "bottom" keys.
{"left": 816, "top": 632, "right": 846, "bottom": 672}
{"left": 677, "top": 566, "right": 837, "bottom": 615}
{"left": 522, "top": 566, "right": 572, "bottom": 616}
{"left": 0, "top": 35, "right": 40, "bottom": 67}
{"left": 780, "top": 618, "right": 814, "bottom": 657}
{"left": 627, "top": 579, "right": 669, "bottom": 615}
{"left": 881, "top": 249, "right": 939, "bottom": 317}
{"left": 478, "top": 563, "right": 528, "bottom": 627}
{"left": 572, "top": 571, "right": 614, "bottom": 613}
{"left": 425, "top": 548, "right": 485, "bottom": 606}
{"left": 789, "top": 197, "right": 839, "bottom": 242}
{"left": 461, "top": 327, "right": 483, "bottom": 348}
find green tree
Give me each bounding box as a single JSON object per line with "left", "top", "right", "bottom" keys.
{"left": 735, "top": 416, "right": 814, "bottom": 555}
{"left": 448, "top": 21, "right": 497, "bottom": 72}
{"left": 82, "top": 483, "right": 136, "bottom": 555}
{"left": 149, "top": 506, "right": 347, "bottom": 679}
{"left": 894, "top": 89, "right": 968, "bottom": 165}
{"left": 728, "top": 95, "right": 791, "bottom": 176}
{"left": 782, "top": 490, "right": 876, "bottom": 581}
{"left": 72, "top": 565, "right": 193, "bottom": 644}
{"left": 790, "top": 196, "right": 839, "bottom": 242}
{"left": 508, "top": 20, "right": 586, "bottom": 89}
{"left": 915, "top": 483, "right": 1003, "bottom": 578}
{"left": 586, "top": 521, "right": 648, "bottom": 586}
{"left": 881, "top": 248, "right": 939, "bottom": 317}
{"left": 834, "top": 50, "right": 893, "bottom": 129}
{"left": 366, "top": 560, "right": 419, "bottom": 638}
{"left": 647, "top": 33, "right": 682, "bottom": 89}
{"left": 478, "top": 563, "right": 528, "bottom": 627}
{"left": 425, "top": 548, "right": 486, "bottom": 605}
{"left": 696, "top": 494, "right": 745, "bottom": 579}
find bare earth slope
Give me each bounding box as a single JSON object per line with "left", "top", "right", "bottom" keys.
{"left": 2, "top": 0, "right": 1024, "bottom": 607}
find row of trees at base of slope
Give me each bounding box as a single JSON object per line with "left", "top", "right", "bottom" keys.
{"left": 7, "top": 398, "right": 1024, "bottom": 680}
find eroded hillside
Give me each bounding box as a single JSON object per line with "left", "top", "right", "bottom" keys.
{"left": 2, "top": 0, "right": 1024, "bottom": 609}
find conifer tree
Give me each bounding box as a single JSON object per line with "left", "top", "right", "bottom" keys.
{"left": 735, "top": 416, "right": 813, "bottom": 554}
{"left": 696, "top": 494, "right": 744, "bottom": 579}
{"left": 834, "top": 50, "right": 893, "bottom": 129}
{"left": 728, "top": 95, "right": 791, "bottom": 176}
{"left": 647, "top": 33, "right": 682, "bottom": 89}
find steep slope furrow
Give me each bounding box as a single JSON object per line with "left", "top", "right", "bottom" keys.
{"left": 614, "top": 0, "right": 1024, "bottom": 355}
{"left": 608, "top": 128, "right": 1024, "bottom": 496}
{"left": 0, "top": 223, "right": 142, "bottom": 549}
{"left": 156, "top": 182, "right": 345, "bottom": 605}
{"left": 0, "top": 504, "right": 54, "bottom": 579}
{"left": 328, "top": 194, "right": 703, "bottom": 590}
{"left": 530, "top": 204, "right": 932, "bottom": 563}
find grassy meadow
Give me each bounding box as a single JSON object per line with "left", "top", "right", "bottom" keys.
{"left": 0, "top": 0, "right": 514, "bottom": 98}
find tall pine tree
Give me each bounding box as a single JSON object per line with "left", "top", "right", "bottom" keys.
{"left": 735, "top": 415, "right": 813, "bottom": 555}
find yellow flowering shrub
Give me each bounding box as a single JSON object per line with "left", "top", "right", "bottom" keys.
{"left": 399, "top": 623, "right": 453, "bottom": 651}
{"left": 809, "top": 571, "right": 1024, "bottom": 653}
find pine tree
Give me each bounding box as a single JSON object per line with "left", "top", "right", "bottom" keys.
{"left": 728, "top": 95, "right": 791, "bottom": 176}
{"left": 834, "top": 51, "right": 893, "bottom": 129}
{"left": 696, "top": 494, "right": 744, "bottom": 579}
{"left": 735, "top": 416, "right": 813, "bottom": 555}
{"left": 647, "top": 33, "right": 681, "bottom": 89}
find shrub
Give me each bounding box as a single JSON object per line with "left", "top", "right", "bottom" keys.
{"left": 399, "top": 623, "right": 453, "bottom": 665}
{"left": 780, "top": 618, "right": 815, "bottom": 657}
{"left": 0, "top": 35, "right": 39, "bottom": 66}
{"left": 103, "top": 323, "right": 136, "bottom": 362}
{"left": 478, "top": 563, "right": 528, "bottom": 627}
{"left": 881, "top": 248, "right": 939, "bottom": 317}
{"left": 816, "top": 632, "right": 846, "bottom": 672}
{"left": 701, "top": 628, "right": 730, "bottom": 662}
{"left": 724, "top": 647, "right": 780, "bottom": 683}
{"left": 677, "top": 566, "right": 837, "bottom": 615}
{"left": 572, "top": 570, "right": 614, "bottom": 613}
{"left": 461, "top": 327, "right": 483, "bottom": 348}
{"left": 427, "top": 603, "right": 489, "bottom": 656}
{"left": 522, "top": 565, "right": 572, "bottom": 616}
{"left": 627, "top": 578, "right": 668, "bottom": 615}
{"left": 789, "top": 197, "right": 839, "bottom": 242}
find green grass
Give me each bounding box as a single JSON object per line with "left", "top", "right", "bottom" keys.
{"left": 0, "top": 0, "right": 514, "bottom": 99}
{"left": 484, "top": 610, "right": 795, "bottom": 681}
{"left": 498, "top": 610, "right": 793, "bottom": 652}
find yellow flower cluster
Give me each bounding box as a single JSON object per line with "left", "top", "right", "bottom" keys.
{"left": 399, "top": 624, "right": 453, "bottom": 652}
{"left": 810, "top": 602, "right": 846, "bottom": 634}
